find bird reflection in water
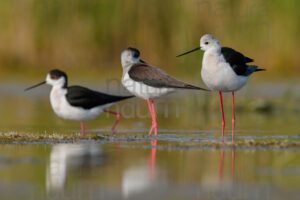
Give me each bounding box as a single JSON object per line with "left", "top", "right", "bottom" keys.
{"left": 232, "top": 150, "right": 235, "bottom": 183}
{"left": 46, "top": 143, "right": 105, "bottom": 194}
{"left": 219, "top": 150, "right": 225, "bottom": 184}
{"left": 148, "top": 140, "right": 157, "bottom": 179}
{"left": 122, "top": 140, "right": 158, "bottom": 198}
{"left": 219, "top": 149, "right": 235, "bottom": 185}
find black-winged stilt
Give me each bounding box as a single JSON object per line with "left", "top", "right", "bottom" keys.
{"left": 121, "top": 47, "right": 208, "bottom": 136}
{"left": 177, "top": 34, "right": 265, "bottom": 141}
{"left": 25, "top": 69, "right": 133, "bottom": 136}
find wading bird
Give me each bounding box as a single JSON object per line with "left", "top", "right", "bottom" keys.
{"left": 177, "top": 34, "right": 265, "bottom": 141}
{"left": 25, "top": 69, "right": 133, "bottom": 136}
{"left": 121, "top": 47, "right": 208, "bottom": 136}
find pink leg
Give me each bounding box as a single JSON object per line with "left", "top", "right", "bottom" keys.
{"left": 219, "top": 91, "right": 225, "bottom": 137}
{"left": 147, "top": 99, "right": 154, "bottom": 135}
{"left": 104, "top": 110, "right": 122, "bottom": 131}
{"left": 147, "top": 99, "right": 157, "bottom": 136}
{"left": 147, "top": 98, "right": 154, "bottom": 116}
{"left": 80, "top": 122, "right": 85, "bottom": 136}
{"left": 232, "top": 92, "right": 235, "bottom": 142}
{"left": 150, "top": 100, "right": 157, "bottom": 136}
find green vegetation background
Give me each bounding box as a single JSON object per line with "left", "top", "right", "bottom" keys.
{"left": 0, "top": 0, "right": 299, "bottom": 80}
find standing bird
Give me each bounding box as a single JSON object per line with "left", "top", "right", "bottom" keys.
{"left": 25, "top": 69, "right": 133, "bottom": 136}
{"left": 121, "top": 47, "right": 208, "bottom": 136}
{"left": 177, "top": 34, "right": 265, "bottom": 141}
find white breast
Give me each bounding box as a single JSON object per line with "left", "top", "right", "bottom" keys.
{"left": 201, "top": 51, "right": 248, "bottom": 92}
{"left": 122, "top": 73, "right": 174, "bottom": 99}
{"left": 50, "top": 87, "right": 109, "bottom": 121}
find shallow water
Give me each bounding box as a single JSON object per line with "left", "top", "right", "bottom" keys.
{"left": 0, "top": 82, "right": 299, "bottom": 199}
{"left": 1, "top": 141, "right": 300, "bottom": 200}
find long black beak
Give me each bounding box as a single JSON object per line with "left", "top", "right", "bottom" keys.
{"left": 176, "top": 47, "right": 201, "bottom": 57}
{"left": 25, "top": 81, "right": 46, "bottom": 91}
{"left": 140, "top": 59, "right": 146, "bottom": 63}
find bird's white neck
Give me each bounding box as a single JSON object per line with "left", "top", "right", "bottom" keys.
{"left": 50, "top": 86, "right": 67, "bottom": 100}
{"left": 52, "top": 84, "right": 66, "bottom": 91}
{"left": 205, "top": 46, "right": 221, "bottom": 56}
{"left": 202, "top": 46, "right": 223, "bottom": 73}
{"left": 122, "top": 65, "right": 131, "bottom": 78}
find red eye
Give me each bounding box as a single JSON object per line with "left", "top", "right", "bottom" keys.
{"left": 50, "top": 75, "right": 57, "bottom": 79}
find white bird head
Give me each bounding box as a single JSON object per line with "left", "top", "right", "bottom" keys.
{"left": 25, "top": 69, "right": 68, "bottom": 91}
{"left": 200, "top": 34, "right": 221, "bottom": 51}
{"left": 121, "top": 47, "right": 141, "bottom": 69}
{"left": 46, "top": 70, "right": 68, "bottom": 88}
{"left": 177, "top": 34, "right": 221, "bottom": 57}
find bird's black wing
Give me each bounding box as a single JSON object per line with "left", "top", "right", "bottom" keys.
{"left": 221, "top": 47, "right": 254, "bottom": 64}
{"left": 66, "top": 86, "right": 133, "bottom": 109}
{"left": 221, "top": 47, "right": 255, "bottom": 76}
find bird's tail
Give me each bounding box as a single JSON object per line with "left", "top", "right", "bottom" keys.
{"left": 113, "top": 95, "right": 134, "bottom": 101}
{"left": 179, "top": 84, "right": 210, "bottom": 91}
{"left": 247, "top": 65, "right": 266, "bottom": 75}
{"left": 104, "top": 95, "right": 134, "bottom": 104}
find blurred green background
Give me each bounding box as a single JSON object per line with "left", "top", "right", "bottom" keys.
{"left": 0, "top": 0, "right": 299, "bottom": 80}
{"left": 0, "top": 0, "right": 298, "bottom": 135}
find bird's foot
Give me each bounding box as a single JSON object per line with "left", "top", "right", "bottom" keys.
{"left": 148, "top": 122, "right": 157, "bottom": 136}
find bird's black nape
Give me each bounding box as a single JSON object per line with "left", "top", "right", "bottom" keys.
{"left": 49, "top": 69, "right": 68, "bottom": 88}
{"left": 176, "top": 47, "right": 201, "bottom": 57}
{"left": 127, "top": 47, "right": 140, "bottom": 58}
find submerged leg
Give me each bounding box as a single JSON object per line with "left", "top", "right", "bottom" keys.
{"left": 80, "top": 122, "right": 85, "bottom": 136}
{"left": 104, "top": 110, "right": 122, "bottom": 131}
{"left": 232, "top": 92, "right": 235, "bottom": 142}
{"left": 219, "top": 91, "right": 225, "bottom": 137}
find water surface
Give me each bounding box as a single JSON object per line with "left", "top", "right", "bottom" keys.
{"left": 1, "top": 141, "right": 300, "bottom": 200}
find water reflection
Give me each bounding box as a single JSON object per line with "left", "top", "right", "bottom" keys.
{"left": 122, "top": 140, "right": 159, "bottom": 198}
{"left": 232, "top": 150, "right": 235, "bottom": 183}
{"left": 219, "top": 150, "right": 225, "bottom": 184}
{"left": 219, "top": 149, "right": 236, "bottom": 185}
{"left": 1, "top": 142, "right": 300, "bottom": 199}
{"left": 148, "top": 140, "right": 157, "bottom": 179}
{"left": 46, "top": 143, "right": 104, "bottom": 193}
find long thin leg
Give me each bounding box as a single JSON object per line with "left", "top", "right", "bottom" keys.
{"left": 147, "top": 99, "right": 155, "bottom": 136}
{"left": 147, "top": 98, "right": 154, "bottom": 116}
{"left": 150, "top": 100, "right": 157, "bottom": 136}
{"left": 232, "top": 92, "right": 235, "bottom": 142}
{"left": 219, "top": 91, "right": 225, "bottom": 137}
{"left": 104, "top": 110, "right": 122, "bottom": 131}
{"left": 80, "top": 122, "right": 85, "bottom": 136}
